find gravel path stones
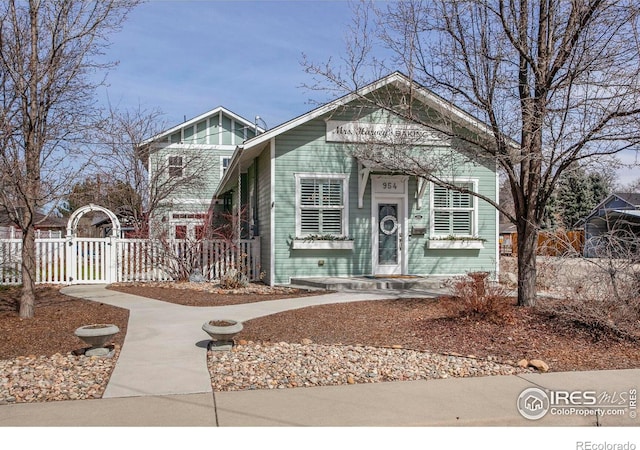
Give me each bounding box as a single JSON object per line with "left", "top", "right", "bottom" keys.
{"left": 2, "top": 341, "right": 527, "bottom": 403}
{"left": 207, "top": 342, "right": 527, "bottom": 391}
{"left": 0, "top": 349, "right": 119, "bottom": 404}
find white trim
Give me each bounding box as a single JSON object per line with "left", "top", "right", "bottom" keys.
{"left": 291, "top": 240, "right": 354, "bottom": 250}
{"left": 294, "top": 172, "right": 350, "bottom": 238}
{"left": 416, "top": 177, "right": 428, "bottom": 209}
{"left": 269, "top": 138, "right": 276, "bottom": 286}
{"left": 166, "top": 154, "right": 184, "bottom": 178}
{"left": 429, "top": 178, "right": 479, "bottom": 238}
{"left": 235, "top": 72, "right": 498, "bottom": 151}
{"left": 427, "top": 239, "right": 485, "bottom": 250}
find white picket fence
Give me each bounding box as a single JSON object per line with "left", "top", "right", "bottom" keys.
{"left": 0, "top": 237, "right": 261, "bottom": 285}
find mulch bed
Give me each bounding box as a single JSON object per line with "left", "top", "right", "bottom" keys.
{"left": 106, "top": 282, "right": 325, "bottom": 306}
{"left": 0, "top": 285, "right": 128, "bottom": 360}
{"left": 1, "top": 283, "right": 639, "bottom": 373}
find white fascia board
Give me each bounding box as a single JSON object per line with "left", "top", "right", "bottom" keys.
{"left": 214, "top": 72, "right": 509, "bottom": 199}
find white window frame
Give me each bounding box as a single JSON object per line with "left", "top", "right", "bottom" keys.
{"left": 220, "top": 156, "right": 231, "bottom": 180}
{"left": 429, "top": 178, "right": 479, "bottom": 238}
{"left": 294, "top": 173, "right": 349, "bottom": 238}
{"left": 170, "top": 212, "right": 207, "bottom": 240}
{"left": 167, "top": 155, "right": 184, "bottom": 178}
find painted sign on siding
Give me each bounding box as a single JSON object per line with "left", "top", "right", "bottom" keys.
{"left": 326, "top": 120, "right": 448, "bottom": 145}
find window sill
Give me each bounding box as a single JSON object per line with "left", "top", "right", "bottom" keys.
{"left": 427, "top": 239, "right": 485, "bottom": 250}
{"left": 292, "top": 240, "right": 354, "bottom": 250}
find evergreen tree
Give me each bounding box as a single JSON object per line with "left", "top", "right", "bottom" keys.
{"left": 552, "top": 168, "right": 611, "bottom": 229}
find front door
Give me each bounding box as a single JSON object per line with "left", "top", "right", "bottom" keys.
{"left": 372, "top": 176, "right": 407, "bottom": 275}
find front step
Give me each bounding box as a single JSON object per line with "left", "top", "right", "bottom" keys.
{"left": 290, "top": 276, "right": 451, "bottom": 291}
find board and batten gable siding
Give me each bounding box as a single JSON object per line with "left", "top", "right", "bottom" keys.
{"left": 271, "top": 117, "right": 373, "bottom": 284}
{"left": 162, "top": 111, "right": 256, "bottom": 147}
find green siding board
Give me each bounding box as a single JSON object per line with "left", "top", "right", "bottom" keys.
{"left": 152, "top": 145, "right": 234, "bottom": 202}
{"left": 256, "top": 146, "right": 272, "bottom": 284}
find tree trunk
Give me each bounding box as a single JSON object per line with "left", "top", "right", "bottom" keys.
{"left": 18, "top": 0, "right": 40, "bottom": 319}
{"left": 19, "top": 225, "right": 36, "bottom": 318}
{"left": 516, "top": 221, "right": 538, "bottom": 307}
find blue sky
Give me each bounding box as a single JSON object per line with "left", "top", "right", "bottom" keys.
{"left": 99, "top": 0, "right": 638, "bottom": 186}
{"left": 99, "top": 0, "right": 354, "bottom": 130}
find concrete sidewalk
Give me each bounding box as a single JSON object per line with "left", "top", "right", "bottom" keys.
{"left": 1, "top": 369, "right": 638, "bottom": 426}
{"left": 1, "top": 284, "right": 638, "bottom": 427}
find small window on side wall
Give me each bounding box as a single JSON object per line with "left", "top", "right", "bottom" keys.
{"left": 174, "top": 225, "right": 187, "bottom": 240}
{"left": 168, "top": 156, "right": 183, "bottom": 177}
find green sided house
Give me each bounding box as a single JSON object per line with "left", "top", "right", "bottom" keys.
{"left": 141, "top": 106, "right": 262, "bottom": 239}
{"left": 215, "top": 72, "right": 500, "bottom": 286}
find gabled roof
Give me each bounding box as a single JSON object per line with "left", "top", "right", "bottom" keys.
{"left": 577, "top": 192, "right": 640, "bottom": 226}
{"left": 142, "top": 106, "right": 263, "bottom": 146}
{"left": 216, "top": 71, "right": 500, "bottom": 195}
{"left": 615, "top": 192, "right": 640, "bottom": 207}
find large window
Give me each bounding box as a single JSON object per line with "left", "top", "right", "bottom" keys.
{"left": 295, "top": 174, "right": 348, "bottom": 237}
{"left": 431, "top": 180, "right": 477, "bottom": 236}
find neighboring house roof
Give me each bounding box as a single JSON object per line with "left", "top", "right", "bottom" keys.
{"left": 577, "top": 192, "right": 640, "bottom": 227}
{"left": 215, "top": 71, "right": 506, "bottom": 196}
{"left": 141, "top": 106, "right": 265, "bottom": 146}
{"left": 615, "top": 192, "right": 640, "bottom": 207}
{"left": 0, "top": 210, "right": 67, "bottom": 229}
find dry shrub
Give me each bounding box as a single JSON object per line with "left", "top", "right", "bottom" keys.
{"left": 446, "top": 272, "right": 512, "bottom": 321}
{"left": 219, "top": 268, "right": 249, "bottom": 290}
{"left": 540, "top": 296, "right": 640, "bottom": 342}
{"left": 539, "top": 258, "right": 640, "bottom": 341}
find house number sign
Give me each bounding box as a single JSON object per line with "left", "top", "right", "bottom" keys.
{"left": 373, "top": 178, "right": 405, "bottom": 194}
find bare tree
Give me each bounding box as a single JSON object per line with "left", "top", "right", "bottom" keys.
{"left": 304, "top": 0, "right": 640, "bottom": 306}
{"left": 94, "top": 104, "right": 218, "bottom": 238}
{"left": 0, "top": 0, "right": 140, "bottom": 318}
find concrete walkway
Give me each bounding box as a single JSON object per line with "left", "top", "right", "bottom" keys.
{"left": 58, "top": 284, "right": 443, "bottom": 398}
{"left": 1, "top": 284, "right": 638, "bottom": 427}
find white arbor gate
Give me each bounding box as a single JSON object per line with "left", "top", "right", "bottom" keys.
{"left": 66, "top": 204, "right": 120, "bottom": 284}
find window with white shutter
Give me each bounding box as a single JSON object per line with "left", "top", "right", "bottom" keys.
{"left": 431, "top": 181, "right": 477, "bottom": 236}
{"left": 296, "top": 174, "right": 348, "bottom": 237}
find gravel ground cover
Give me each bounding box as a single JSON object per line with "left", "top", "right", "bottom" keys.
{"left": 207, "top": 341, "right": 526, "bottom": 391}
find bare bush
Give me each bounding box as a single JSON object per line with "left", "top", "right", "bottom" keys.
{"left": 447, "top": 272, "right": 512, "bottom": 321}
{"left": 539, "top": 229, "right": 640, "bottom": 341}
